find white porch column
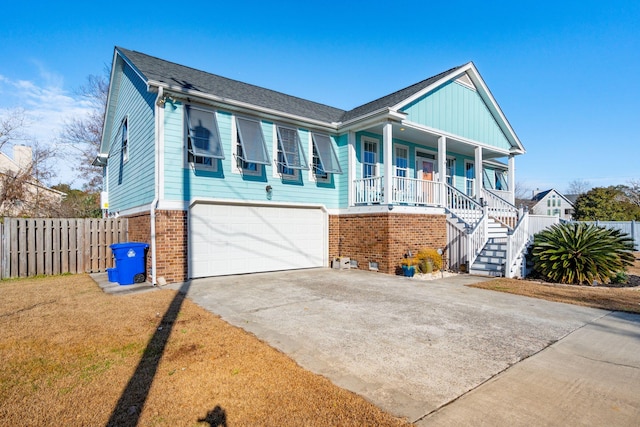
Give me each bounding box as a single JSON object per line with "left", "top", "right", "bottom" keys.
{"left": 348, "top": 131, "right": 356, "bottom": 207}
{"left": 474, "top": 146, "right": 483, "bottom": 200}
{"left": 383, "top": 122, "right": 393, "bottom": 205}
{"left": 437, "top": 136, "right": 447, "bottom": 183}
{"left": 437, "top": 136, "right": 447, "bottom": 205}
{"left": 508, "top": 154, "right": 516, "bottom": 204}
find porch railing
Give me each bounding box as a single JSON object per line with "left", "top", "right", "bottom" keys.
{"left": 391, "top": 176, "right": 443, "bottom": 206}
{"left": 353, "top": 176, "right": 444, "bottom": 206}
{"left": 353, "top": 176, "right": 383, "bottom": 205}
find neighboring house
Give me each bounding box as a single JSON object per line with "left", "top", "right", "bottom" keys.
{"left": 97, "top": 47, "right": 527, "bottom": 284}
{"left": 0, "top": 145, "right": 65, "bottom": 217}
{"left": 530, "top": 189, "right": 575, "bottom": 220}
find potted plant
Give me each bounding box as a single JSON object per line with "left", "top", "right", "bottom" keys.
{"left": 416, "top": 248, "right": 443, "bottom": 274}
{"left": 400, "top": 257, "right": 418, "bottom": 277}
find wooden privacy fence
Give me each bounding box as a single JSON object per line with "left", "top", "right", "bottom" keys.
{"left": 1, "top": 218, "right": 128, "bottom": 279}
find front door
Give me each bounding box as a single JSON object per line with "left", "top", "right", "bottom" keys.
{"left": 416, "top": 155, "right": 436, "bottom": 204}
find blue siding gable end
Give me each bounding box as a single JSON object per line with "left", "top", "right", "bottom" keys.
{"left": 401, "top": 80, "right": 511, "bottom": 150}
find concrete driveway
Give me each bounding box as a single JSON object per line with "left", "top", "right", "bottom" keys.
{"left": 170, "top": 268, "right": 640, "bottom": 425}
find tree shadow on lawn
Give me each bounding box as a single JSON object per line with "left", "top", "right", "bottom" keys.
{"left": 105, "top": 281, "right": 227, "bottom": 426}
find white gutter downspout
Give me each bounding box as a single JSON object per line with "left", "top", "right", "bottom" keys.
{"left": 150, "top": 86, "right": 163, "bottom": 286}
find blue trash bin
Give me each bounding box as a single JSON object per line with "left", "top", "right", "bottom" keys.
{"left": 110, "top": 242, "right": 149, "bottom": 285}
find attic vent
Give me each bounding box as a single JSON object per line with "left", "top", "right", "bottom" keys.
{"left": 455, "top": 73, "right": 476, "bottom": 90}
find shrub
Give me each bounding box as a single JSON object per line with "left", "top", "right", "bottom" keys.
{"left": 531, "top": 222, "right": 635, "bottom": 285}
{"left": 400, "top": 257, "right": 418, "bottom": 267}
{"left": 416, "top": 248, "right": 443, "bottom": 273}
{"left": 611, "top": 271, "right": 629, "bottom": 285}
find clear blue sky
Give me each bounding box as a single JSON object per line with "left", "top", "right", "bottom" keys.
{"left": 1, "top": 0, "right": 638, "bottom": 193}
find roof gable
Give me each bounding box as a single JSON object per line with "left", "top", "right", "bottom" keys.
{"left": 532, "top": 189, "right": 575, "bottom": 206}
{"left": 395, "top": 63, "right": 523, "bottom": 153}
{"left": 339, "top": 66, "right": 463, "bottom": 122}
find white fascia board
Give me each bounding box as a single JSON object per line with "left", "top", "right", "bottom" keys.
{"left": 464, "top": 62, "right": 526, "bottom": 153}
{"left": 334, "top": 205, "right": 446, "bottom": 216}
{"left": 337, "top": 108, "right": 407, "bottom": 132}
{"left": 100, "top": 48, "right": 152, "bottom": 157}
{"left": 99, "top": 49, "right": 122, "bottom": 155}
{"left": 116, "top": 48, "right": 149, "bottom": 89}
{"left": 148, "top": 80, "right": 338, "bottom": 134}
{"left": 401, "top": 121, "right": 513, "bottom": 157}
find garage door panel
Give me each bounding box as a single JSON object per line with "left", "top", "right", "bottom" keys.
{"left": 189, "top": 203, "right": 325, "bottom": 278}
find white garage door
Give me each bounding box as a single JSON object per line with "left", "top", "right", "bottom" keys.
{"left": 189, "top": 202, "right": 327, "bottom": 278}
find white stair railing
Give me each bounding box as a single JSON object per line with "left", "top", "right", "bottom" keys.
{"left": 446, "top": 184, "right": 484, "bottom": 228}
{"left": 481, "top": 188, "right": 519, "bottom": 230}
{"left": 466, "top": 203, "right": 489, "bottom": 268}
{"left": 505, "top": 209, "right": 530, "bottom": 278}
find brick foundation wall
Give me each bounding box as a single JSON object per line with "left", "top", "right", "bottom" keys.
{"left": 126, "top": 212, "right": 152, "bottom": 277}
{"left": 126, "top": 209, "right": 445, "bottom": 283}
{"left": 329, "top": 212, "right": 446, "bottom": 275}
{"left": 125, "top": 210, "right": 188, "bottom": 284}
{"left": 154, "top": 210, "right": 188, "bottom": 284}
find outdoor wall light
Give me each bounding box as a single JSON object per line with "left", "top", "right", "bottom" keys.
{"left": 266, "top": 185, "right": 272, "bottom": 193}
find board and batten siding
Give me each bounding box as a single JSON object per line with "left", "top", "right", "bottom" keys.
{"left": 162, "top": 102, "right": 342, "bottom": 208}
{"left": 401, "top": 80, "right": 511, "bottom": 151}
{"left": 106, "top": 61, "right": 156, "bottom": 212}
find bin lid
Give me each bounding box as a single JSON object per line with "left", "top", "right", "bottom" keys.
{"left": 110, "top": 242, "right": 149, "bottom": 250}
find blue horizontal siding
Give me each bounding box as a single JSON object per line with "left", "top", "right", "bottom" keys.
{"left": 107, "top": 61, "right": 156, "bottom": 212}
{"left": 402, "top": 81, "right": 511, "bottom": 150}
{"left": 162, "top": 103, "right": 343, "bottom": 209}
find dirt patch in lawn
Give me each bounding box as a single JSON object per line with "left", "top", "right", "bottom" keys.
{"left": 470, "top": 253, "right": 640, "bottom": 314}
{"left": 0, "top": 275, "right": 409, "bottom": 427}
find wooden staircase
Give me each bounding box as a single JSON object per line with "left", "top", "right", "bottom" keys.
{"left": 445, "top": 185, "right": 529, "bottom": 278}
{"left": 468, "top": 218, "right": 509, "bottom": 276}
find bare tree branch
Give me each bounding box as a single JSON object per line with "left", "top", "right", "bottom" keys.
{"left": 567, "top": 179, "right": 591, "bottom": 195}
{"left": 58, "top": 73, "right": 109, "bottom": 192}
{"left": 0, "top": 108, "right": 28, "bottom": 151}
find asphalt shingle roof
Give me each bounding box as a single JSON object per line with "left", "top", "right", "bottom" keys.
{"left": 118, "top": 47, "right": 346, "bottom": 123}
{"left": 117, "top": 47, "right": 464, "bottom": 125}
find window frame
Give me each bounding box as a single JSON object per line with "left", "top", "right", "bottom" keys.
{"left": 121, "top": 117, "right": 129, "bottom": 164}
{"left": 393, "top": 145, "right": 408, "bottom": 178}
{"left": 495, "top": 169, "right": 508, "bottom": 191}
{"left": 311, "top": 132, "right": 342, "bottom": 180}
{"left": 362, "top": 137, "right": 379, "bottom": 179}
{"left": 234, "top": 116, "right": 270, "bottom": 176}
{"left": 311, "top": 140, "right": 329, "bottom": 182}
{"left": 464, "top": 160, "right": 475, "bottom": 197}
{"left": 275, "top": 124, "right": 308, "bottom": 179}
{"left": 185, "top": 105, "right": 224, "bottom": 171}
{"left": 446, "top": 157, "right": 456, "bottom": 187}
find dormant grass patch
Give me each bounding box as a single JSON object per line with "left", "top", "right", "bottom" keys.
{"left": 470, "top": 253, "right": 640, "bottom": 314}
{"left": 0, "top": 275, "right": 409, "bottom": 426}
